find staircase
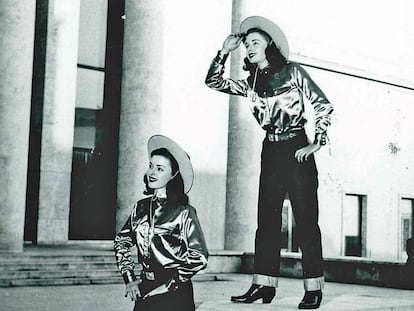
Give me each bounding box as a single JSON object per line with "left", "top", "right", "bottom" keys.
{"left": 0, "top": 243, "right": 243, "bottom": 287}
{"left": 0, "top": 243, "right": 122, "bottom": 287}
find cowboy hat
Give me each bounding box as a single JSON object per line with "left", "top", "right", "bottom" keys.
{"left": 147, "top": 135, "right": 194, "bottom": 194}
{"left": 240, "top": 16, "right": 289, "bottom": 59}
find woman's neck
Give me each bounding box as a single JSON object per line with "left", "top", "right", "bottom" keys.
{"left": 154, "top": 188, "right": 167, "bottom": 199}
{"left": 257, "top": 59, "right": 270, "bottom": 70}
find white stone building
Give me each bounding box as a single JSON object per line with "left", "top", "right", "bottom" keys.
{"left": 0, "top": 0, "right": 413, "bottom": 265}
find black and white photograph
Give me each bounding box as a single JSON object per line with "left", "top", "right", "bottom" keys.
{"left": 1, "top": 0, "right": 414, "bottom": 310}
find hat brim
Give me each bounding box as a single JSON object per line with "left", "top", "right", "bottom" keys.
{"left": 147, "top": 135, "right": 194, "bottom": 194}
{"left": 240, "top": 16, "right": 289, "bottom": 59}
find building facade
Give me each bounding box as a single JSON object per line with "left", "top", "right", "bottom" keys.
{"left": 1, "top": 0, "right": 413, "bottom": 263}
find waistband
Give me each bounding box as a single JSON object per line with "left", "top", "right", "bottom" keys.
{"left": 265, "top": 129, "right": 304, "bottom": 142}
{"left": 141, "top": 269, "right": 177, "bottom": 282}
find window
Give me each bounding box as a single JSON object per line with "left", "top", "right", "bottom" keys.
{"left": 400, "top": 198, "right": 413, "bottom": 259}
{"left": 342, "top": 194, "right": 367, "bottom": 257}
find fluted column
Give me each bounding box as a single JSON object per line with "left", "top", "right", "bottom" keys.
{"left": 0, "top": 1, "right": 36, "bottom": 252}
{"left": 37, "top": 0, "right": 81, "bottom": 243}
{"left": 116, "top": 0, "right": 165, "bottom": 231}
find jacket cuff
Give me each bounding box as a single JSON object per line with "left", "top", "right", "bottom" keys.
{"left": 122, "top": 271, "right": 137, "bottom": 284}
{"left": 314, "top": 132, "right": 327, "bottom": 146}
{"left": 214, "top": 50, "right": 229, "bottom": 65}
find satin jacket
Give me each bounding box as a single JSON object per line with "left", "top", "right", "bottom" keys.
{"left": 205, "top": 52, "right": 334, "bottom": 144}
{"left": 114, "top": 196, "right": 208, "bottom": 286}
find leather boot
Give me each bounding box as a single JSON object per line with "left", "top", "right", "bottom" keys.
{"left": 298, "top": 290, "right": 322, "bottom": 309}
{"left": 230, "top": 284, "right": 275, "bottom": 303}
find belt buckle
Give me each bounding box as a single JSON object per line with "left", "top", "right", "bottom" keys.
{"left": 145, "top": 271, "right": 155, "bottom": 281}
{"left": 268, "top": 133, "right": 277, "bottom": 142}
{"left": 272, "top": 133, "right": 280, "bottom": 142}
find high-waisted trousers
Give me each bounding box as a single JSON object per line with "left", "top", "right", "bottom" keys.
{"left": 254, "top": 132, "right": 323, "bottom": 280}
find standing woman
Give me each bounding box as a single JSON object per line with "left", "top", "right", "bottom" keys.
{"left": 114, "top": 135, "right": 208, "bottom": 311}
{"left": 205, "top": 16, "right": 333, "bottom": 309}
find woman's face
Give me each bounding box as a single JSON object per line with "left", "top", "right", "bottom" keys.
{"left": 146, "top": 155, "right": 174, "bottom": 191}
{"left": 243, "top": 32, "right": 269, "bottom": 68}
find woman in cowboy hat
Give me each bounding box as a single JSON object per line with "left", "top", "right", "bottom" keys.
{"left": 205, "top": 16, "right": 333, "bottom": 309}
{"left": 114, "top": 135, "right": 208, "bottom": 311}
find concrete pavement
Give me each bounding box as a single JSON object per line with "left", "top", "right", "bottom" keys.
{"left": 1, "top": 273, "right": 414, "bottom": 311}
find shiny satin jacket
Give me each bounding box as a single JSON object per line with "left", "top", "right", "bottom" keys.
{"left": 205, "top": 52, "right": 334, "bottom": 143}
{"left": 114, "top": 196, "right": 208, "bottom": 284}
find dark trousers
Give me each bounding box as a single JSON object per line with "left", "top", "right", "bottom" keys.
{"left": 134, "top": 280, "right": 195, "bottom": 311}
{"left": 254, "top": 132, "right": 323, "bottom": 279}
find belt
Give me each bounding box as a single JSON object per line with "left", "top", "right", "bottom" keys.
{"left": 266, "top": 130, "right": 301, "bottom": 142}
{"left": 141, "top": 269, "right": 177, "bottom": 282}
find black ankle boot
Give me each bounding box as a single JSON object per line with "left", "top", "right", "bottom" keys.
{"left": 230, "top": 284, "right": 275, "bottom": 303}
{"left": 298, "top": 290, "right": 322, "bottom": 309}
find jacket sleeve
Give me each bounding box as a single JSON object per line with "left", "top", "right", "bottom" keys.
{"left": 114, "top": 203, "right": 138, "bottom": 284}
{"left": 293, "top": 64, "right": 334, "bottom": 144}
{"left": 205, "top": 51, "right": 249, "bottom": 96}
{"left": 177, "top": 206, "right": 209, "bottom": 282}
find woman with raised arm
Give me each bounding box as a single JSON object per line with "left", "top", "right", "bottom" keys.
{"left": 205, "top": 16, "right": 333, "bottom": 309}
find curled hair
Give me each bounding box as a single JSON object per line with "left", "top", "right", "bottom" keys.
{"left": 143, "top": 148, "right": 189, "bottom": 205}
{"left": 242, "top": 28, "right": 287, "bottom": 80}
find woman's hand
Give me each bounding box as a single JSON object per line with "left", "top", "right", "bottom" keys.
{"left": 295, "top": 143, "right": 321, "bottom": 163}
{"left": 124, "top": 280, "right": 141, "bottom": 301}
{"left": 221, "top": 33, "right": 243, "bottom": 54}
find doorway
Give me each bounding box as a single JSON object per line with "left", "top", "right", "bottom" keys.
{"left": 69, "top": 0, "right": 124, "bottom": 240}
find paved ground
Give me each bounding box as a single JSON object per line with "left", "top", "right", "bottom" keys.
{"left": 1, "top": 273, "right": 414, "bottom": 311}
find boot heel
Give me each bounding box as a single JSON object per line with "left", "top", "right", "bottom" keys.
{"left": 262, "top": 296, "right": 274, "bottom": 304}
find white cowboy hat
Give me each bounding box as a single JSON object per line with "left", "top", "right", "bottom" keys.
{"left": 240, "top": 16, "right": 290, "bottom": 59}
{"left": 147, "top": 135, "right": 194, "bottom": 194}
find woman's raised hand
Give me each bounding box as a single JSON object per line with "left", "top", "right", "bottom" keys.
{"left": 221, "top": 33, "right": 243, "bottom": 54}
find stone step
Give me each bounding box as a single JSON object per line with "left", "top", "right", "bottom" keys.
{"left": 0, "top": 247, "right": 242, "bottom": 287}
{"left": 0, "top": 268, "right": 120, "bottom": 280}
{"left": 0, "top": 251, "right": 243, "bottom": 273}
{"left": 0, "top": 261, "right": 117, "bottom": 272}
{"left": 0, "top": 272, "right": 218, "bottom": 287}
{"left": 0, "top": 254, "right": 115, "bottom": 264}
{"left": 0, "top": 276, "right": 123, "bottom": 287}
{"left": 0, "top": 249, "right": 228, "bottom": 288}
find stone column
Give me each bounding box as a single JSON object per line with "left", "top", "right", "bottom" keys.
{"left": 0, "top": 1, "right": 36, "bottom": 252}
{"left": 37, "top": 0, "right": 81, "bottom": 243}
{"left": 224, "top": 0, "right": 262, "bottom": 252}
{"left": 116, "top": 0, "right": 166, "bottom": 231}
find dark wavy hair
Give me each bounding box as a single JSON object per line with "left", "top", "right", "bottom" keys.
{"left": 143, "top": 148, "right": 189, "bottom": 205}
{"left": 242, "top": 28, "right": 287, "bottom": 79}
